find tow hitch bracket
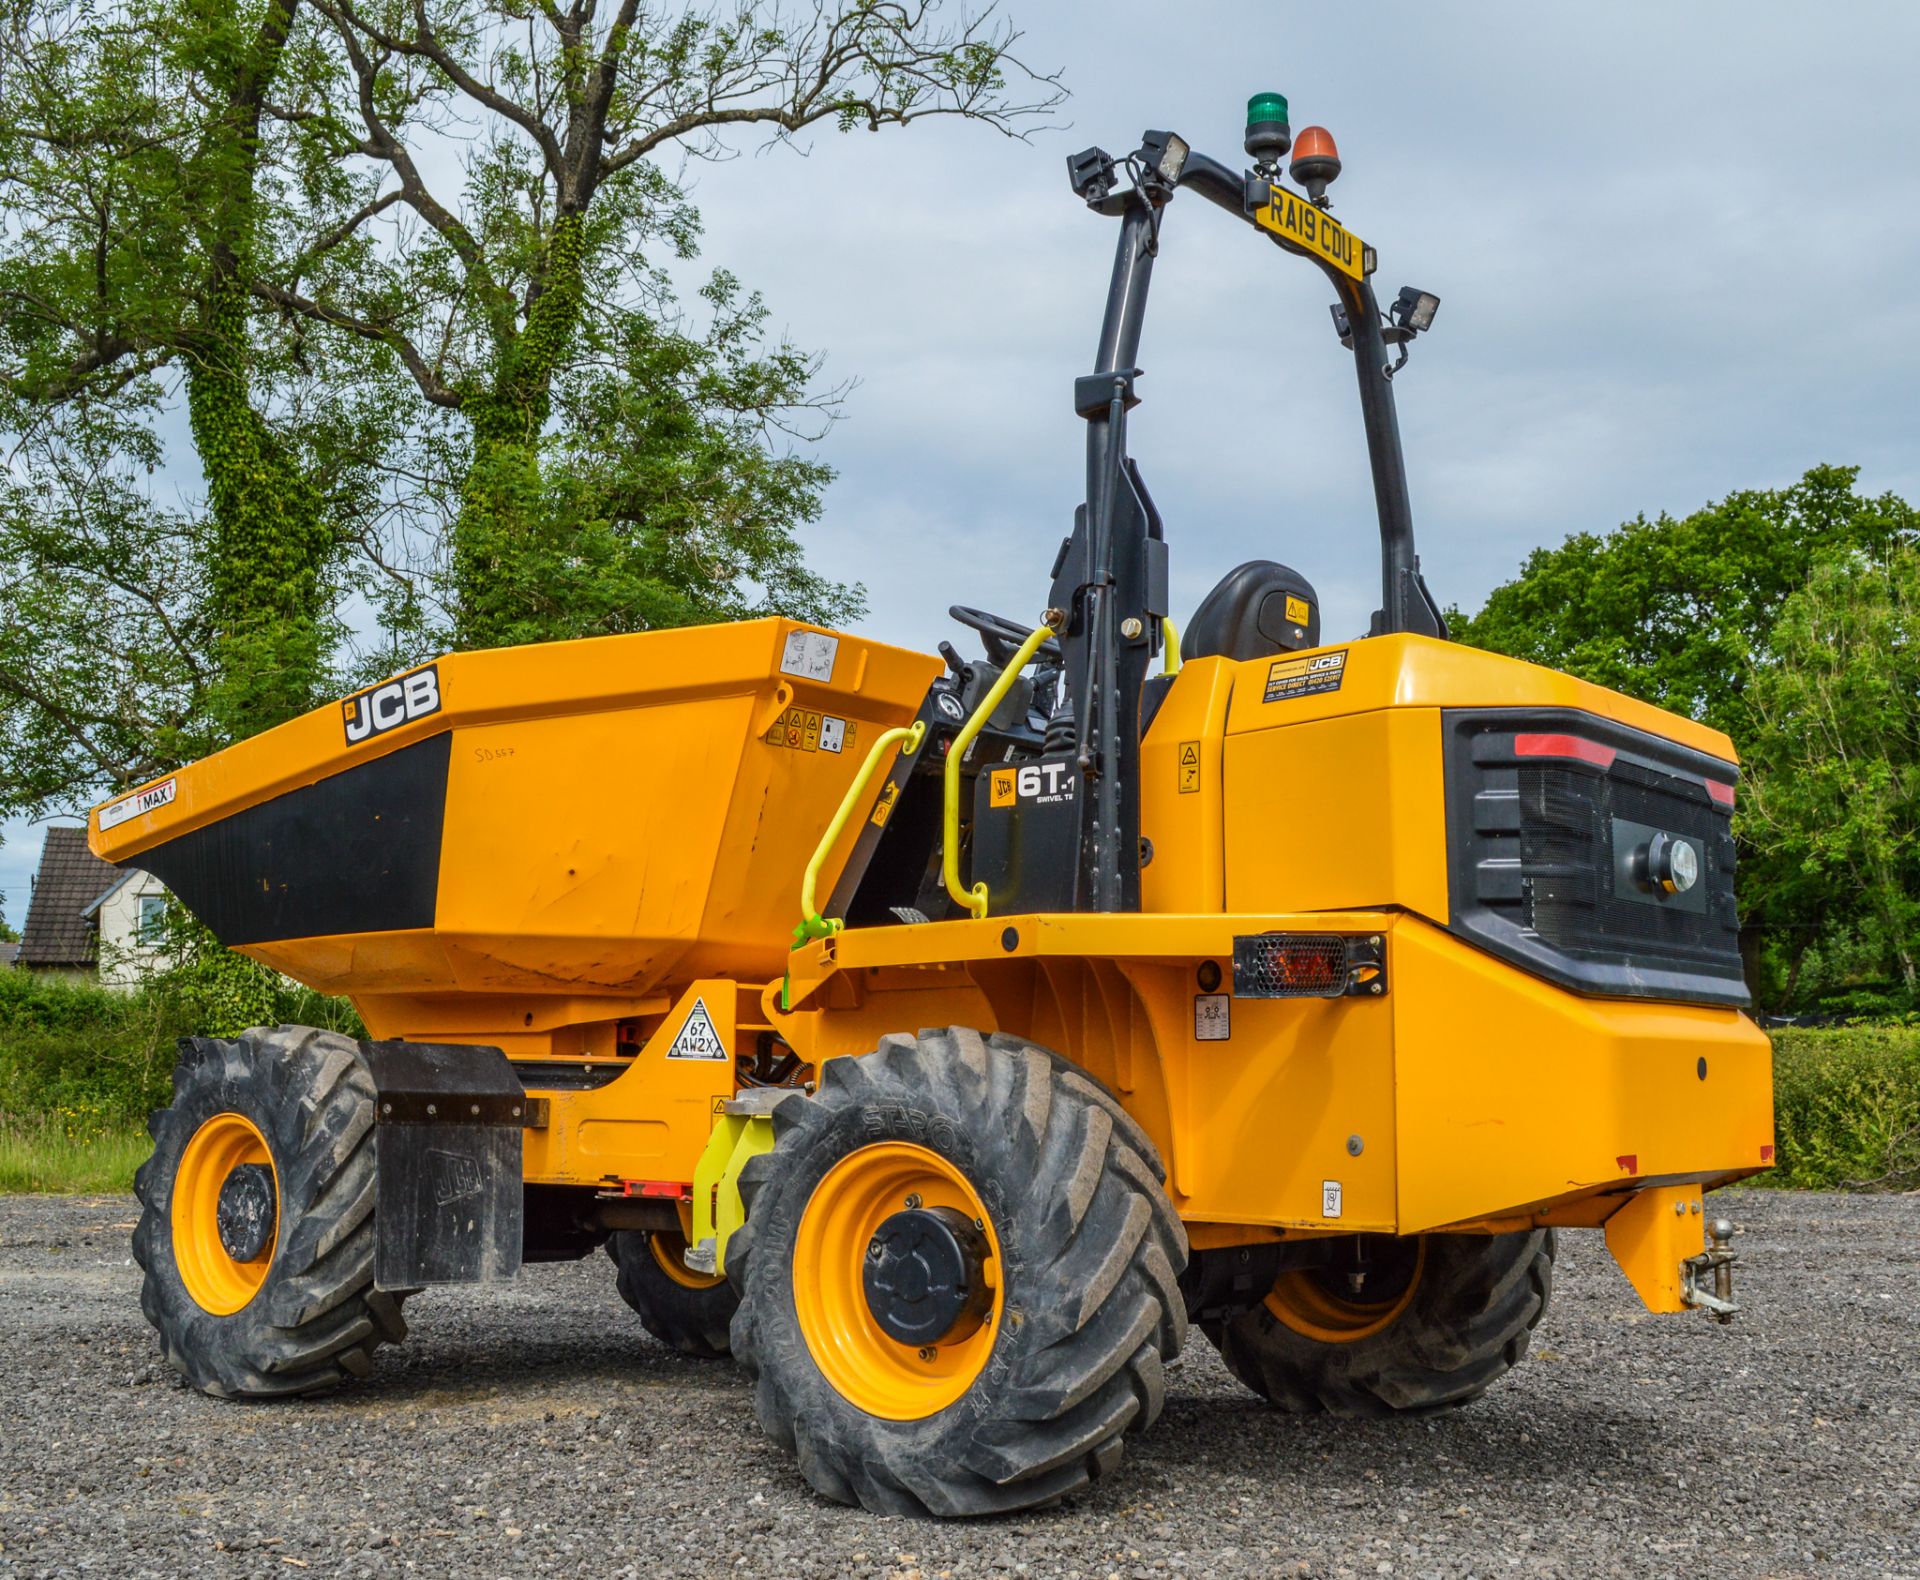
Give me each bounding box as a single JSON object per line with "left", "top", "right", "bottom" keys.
{"left": 1681, "top": 1218, "right": 1739, "bottom": 1322}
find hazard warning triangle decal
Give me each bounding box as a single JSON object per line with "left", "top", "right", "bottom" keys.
{"left": 666, "top": 997, "right": 727, "bottom": 1060}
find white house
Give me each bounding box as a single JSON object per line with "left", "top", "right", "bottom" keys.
{"left": 85, "top": 867, "right": 177, "bottom": 989}
{"left": 18, "top": 825, "right": 175, "bottom": 990}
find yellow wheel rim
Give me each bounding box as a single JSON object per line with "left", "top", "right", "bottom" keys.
{"left": 793, "top": 1142, "right": 1003, "bottom": 1421}
{"left": 648, "top": 1230, "right": 727, "bottom": 1292}
{"left": 1265, "top": 1240, "right": 1426, "bottom": 1344}
{"left": 171, "top": 1112, "right": 278, "bottom": 1316}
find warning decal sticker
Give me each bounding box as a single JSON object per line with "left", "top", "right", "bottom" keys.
{"left": 1194, "top": 993, "right": 1230, "bottom": 1041}
{"left": 1264, "top": 648, "right": 1347, "bottom": 704}
{"left": 666, "top": 997, "right": 727, "bottom": 1061}
{"left": 1177, "top": 741, "right": 1201, "bottom": 794}
{"left": 779, "top": 629, "right": 839, "bottom": 683}
{"left": 1322, "top": 1180, "right": 1344, "bottom": 1219}
{"left": 1284, "top": 594, "right": 1311, "bottom": 626}
{"left": 764, "top": 707, "right": 854, "bottom": 755}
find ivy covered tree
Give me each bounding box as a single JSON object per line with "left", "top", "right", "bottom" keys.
{"left": 0, "top": 0, "right": 1060, "bottom": 832}
{"left": 0, "top": 0, "right": 407, "bottom": 806}
{"left": 260, "top": 0, "right": 1062, "bottom": 650}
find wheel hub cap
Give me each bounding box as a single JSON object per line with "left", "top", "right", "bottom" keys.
{"left": 862, "top": 1206, "right": 992, "bottom": 1347}
{"left": 216, "top": 1162, "right": 277, "bottom": 1263}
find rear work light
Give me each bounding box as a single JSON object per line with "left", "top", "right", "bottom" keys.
{"left": 1231, "top": 934, "right": 1386, "bottom": 999}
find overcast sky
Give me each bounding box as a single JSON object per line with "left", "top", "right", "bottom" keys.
{"left": 6, "top": 0, "right": 1919, "bottom": 926}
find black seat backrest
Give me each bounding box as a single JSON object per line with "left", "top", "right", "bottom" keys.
{"left": 1181, "top": 560, "right": 1321, "bottom": 662}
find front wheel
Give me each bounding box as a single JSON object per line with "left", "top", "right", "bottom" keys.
{"left": 727, "top": 1028, "right": 1188, "bottom": 1516}
{"left": 1203, "top": 1230, "right": 1554, "bottom": 1417}
{"left": 132, "top": 1026, "right": 411, "bottom": 1397}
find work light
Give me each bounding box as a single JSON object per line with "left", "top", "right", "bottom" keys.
{"left": 1392, "top": 286, "right": 1441, "bottom": 334}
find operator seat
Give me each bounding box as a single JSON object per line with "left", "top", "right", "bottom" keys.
{"left": 1181, "top": 560, "right": 1321, "bottom": 661}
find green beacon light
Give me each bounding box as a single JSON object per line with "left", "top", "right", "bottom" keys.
{"left": 1245, "top": 91, "right": 1292, "bottom": 172}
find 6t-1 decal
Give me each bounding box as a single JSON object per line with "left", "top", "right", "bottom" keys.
{"left": 343, "top": 665, "right": 442, "bottom": 745}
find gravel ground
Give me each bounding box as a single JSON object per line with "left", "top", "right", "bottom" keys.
{"left": 0, "top": 1188, "right": 1914, "bottom": 1579}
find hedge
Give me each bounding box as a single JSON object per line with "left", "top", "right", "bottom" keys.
{"left": 0, "top": 967, "right": 360, "bottom": 1146}
{"left": 1767, "top": 1024, "right": 1920, "bottom": 1189}
{"left": 0, "top": 973, "right": 1914, "bottom": 1191}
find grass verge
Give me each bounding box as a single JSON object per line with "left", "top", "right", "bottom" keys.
{"left": 0, "top": 1118, "right": 150, "bottom": 1194}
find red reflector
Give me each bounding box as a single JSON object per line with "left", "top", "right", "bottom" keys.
{"left": 1515, "top": 732, "right": 1617, "bottom": 769}
{"left": 625, "top": 1179, "right": 689, "bottom": 1199}
{"left": 1760, "top": 1144, "right": 1775, "bottom": 1163}
{"left": 1706, "top": 779, "right": 1736, "bottom": 808}
{"left": 1615, "top": 1154, "right": 1637, "bottom": 1174}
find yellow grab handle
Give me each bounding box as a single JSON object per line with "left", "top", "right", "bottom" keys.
{"left": 943, "top": 622, "right": 1059, "bottom": 920}
{"left": 797, "top": 719, "right": 925, "bottom": 942}
{"left": 1163, "top": 616, "right": 1181, "bottom": 675}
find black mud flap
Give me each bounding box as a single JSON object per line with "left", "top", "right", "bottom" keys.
{"left": 362, "top": 1041, "right": 527, "bottom": 1290}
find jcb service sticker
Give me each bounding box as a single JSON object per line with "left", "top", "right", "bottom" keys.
{"left": 343, "top": 664, "right": 442, "bottom": 745}
{"left": 1263, "top": 648, "right": 1346, "bottom": 704}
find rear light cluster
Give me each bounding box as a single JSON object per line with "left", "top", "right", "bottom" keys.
{"left": 1444, "top": 710, "right": 1749, "bottom": 1007}
{"left": 1232, "top": 933, "right": 1386, "bottom": 999}
{"left": 1515, "top": 731, "right": 1734, "bottom": 807}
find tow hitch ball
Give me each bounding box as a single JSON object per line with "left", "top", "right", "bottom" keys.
{"left": 1682, "top": 1218, "right": 1739, "bottom": 1323}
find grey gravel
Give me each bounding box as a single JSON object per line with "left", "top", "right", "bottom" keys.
{"left": 0, "top": 1187, "right": 1915, "bottom": 1578}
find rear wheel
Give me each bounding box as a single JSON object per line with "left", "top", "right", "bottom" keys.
{"left": 133, "top": 1026, "right": 410, "bottom": 1397}
{"left": 728, "top": 1027, "right": 1187, "bottom": 1516}
{"left": 608, "top": 1228, "right": 736, "bottom": 1359}
{"left": 1204, "top": 1230, "right": 1554, "bottom": 1417}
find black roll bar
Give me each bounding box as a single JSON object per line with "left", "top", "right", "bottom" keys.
{"left": 1050, "top": 130, "right": 1447, "bottom": 915}
{"left": 1094, "top": 142, "right": 1444, "bottom": 641}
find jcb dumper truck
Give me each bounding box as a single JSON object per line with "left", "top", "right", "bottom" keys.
{"left": 94, "top": 95, "right": 1771, "bottom": 1517}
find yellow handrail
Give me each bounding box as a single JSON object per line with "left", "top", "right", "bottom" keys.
{"left": 942, "top": 621, "right": 1060, "bottom": 919}
{"left": 796, "top": 719, "right": 926, "bottom": 945}
{"left": 1163, "top": 616, "right": 1182, "bottom": 675}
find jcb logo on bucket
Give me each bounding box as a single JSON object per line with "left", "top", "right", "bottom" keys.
{"left": 343, "top": 665, "right": 442, "bottom": 745}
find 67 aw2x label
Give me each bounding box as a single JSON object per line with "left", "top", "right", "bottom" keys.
{"left": 343, "top": 664, "right": 442, "bottom": 745}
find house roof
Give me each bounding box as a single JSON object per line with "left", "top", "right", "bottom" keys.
{"left": 18, "top": 827, "right": 121, "bottom": 967}
{"left": 80, "top": 870, "right": 138, "bottom": 919}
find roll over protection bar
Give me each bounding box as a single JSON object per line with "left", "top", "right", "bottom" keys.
{"left": 1051, "top": 129, "right": 1447, "bottom": 915}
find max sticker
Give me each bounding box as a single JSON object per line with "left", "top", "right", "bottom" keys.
{"left": 344, "top": 665, "right": 441, "bottom": 745}
{"left": 98, "top": 776, "right": 176, "bottom": 832}
{"left": 1264, "top": 648, "right": 1346, "bottom": 703}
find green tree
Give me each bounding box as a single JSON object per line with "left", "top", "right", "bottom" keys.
{"left": 259, "top": 0, "right": 1061, "bottom": 649}
{"left": 1452, "top": 465, "right": 1920, "bottom": 1005}
{"left": 1743, "top": 547, "right": 1920, "bottom": 998}
{"left": 1452, "top": 465, "right": 1920, "bottom": 745}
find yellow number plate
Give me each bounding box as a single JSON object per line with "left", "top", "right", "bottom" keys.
{"left": 1255, "top": 186, "right": 1371, "bottom": 281}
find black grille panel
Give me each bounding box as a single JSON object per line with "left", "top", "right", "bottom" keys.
{"left": 1445, "top": 710, "right": 1748, "bottom": 1007}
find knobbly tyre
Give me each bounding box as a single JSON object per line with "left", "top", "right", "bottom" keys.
{"left": 98, "top": 91, "right": 1770, "bottom": 1517}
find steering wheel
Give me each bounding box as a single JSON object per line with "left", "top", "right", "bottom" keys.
{"left": 948, "top": 605, "right": 1063, "bottom": 670}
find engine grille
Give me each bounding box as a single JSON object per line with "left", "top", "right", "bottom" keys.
{"left": 1444, "top": 710, "right": 1747, "bottom": 1007}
